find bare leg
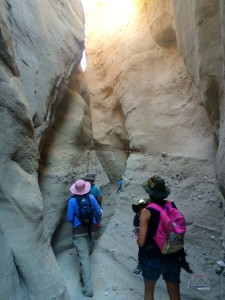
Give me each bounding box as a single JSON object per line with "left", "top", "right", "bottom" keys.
{"left": 166, "top": 282, "right": 181, "bottom": 300}
{"left": 144, "top": 280, "right": 156, "bottom": 300}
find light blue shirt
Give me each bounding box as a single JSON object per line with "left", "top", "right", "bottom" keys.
{"left": 90, "top": 184, "right": 102, "bottom": 198}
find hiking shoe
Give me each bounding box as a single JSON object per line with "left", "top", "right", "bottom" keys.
{"left": 133, "top": 264, "right": 142, "bottom": 274}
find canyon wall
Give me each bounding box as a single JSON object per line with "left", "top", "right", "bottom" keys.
{"left": 85, "top": 0, "right": 225, "bottom": 202}
{"left": 0, "top": 0, "right": 92, "bottom": 299}
{"left": 1, "top": 0, "right": 225, "bottom": 299}
{"left": 216, "top": 1, "right": 225, "bottom": 211}
{"left": 84, "top": 0, "right": 225, "bottom": 297}
{"left": 85, "top": 0, "right": 215, "bottom": 173}
{"left": 85, "top": 0, "right": 225, "bottom": 263}
{"left": 171, "top": 0, "right": 225, "bottom": 249}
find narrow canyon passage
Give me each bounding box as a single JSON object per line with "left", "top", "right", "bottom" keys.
{"left": 1, "top": 1, "right": 225, "bottom": 300}
{"left": 54, "top": 1, "right": 225, "bottom": 299}
{"left": 55, "top": 158, "right": 224, "bottom": 300}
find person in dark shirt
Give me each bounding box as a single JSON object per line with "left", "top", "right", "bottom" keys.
{"left": 138, "top": 175, "right": 192, "bottom": 300}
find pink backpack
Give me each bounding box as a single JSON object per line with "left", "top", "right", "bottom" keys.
{"left": 147, "top": 201, "right": 186, "bottom": 254}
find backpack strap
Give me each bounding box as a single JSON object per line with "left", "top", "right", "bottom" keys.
{"left": 85, "top": 195, "right": 93, "bottom": 241}
{"left": 73, "top": 195, "right": 85, "bottom": 220}
{"left": 72, "top": 196, "right": 79, "bottom": 220}
{"left": 148, "top": 203, "right": 163, "bottom": 212}
{"left": 86, "top": 194, "right": 93, "bottom": 211}
{"left": 148, "top": 200, "right": 172, "bottom": 212}
{"left": 164, "top": 200, "right": 172, "bottom": 206}
{"left": 76, "top": 196, "right": 82, "bottom": 220}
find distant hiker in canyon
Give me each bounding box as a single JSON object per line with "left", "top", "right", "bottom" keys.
{"left": 67, "top": 179, "right": 102, "bottom": 298}
{"left": 117, "top": 175, "right": 123, "bottom": 193}
{"left": 83, "top": 173, "right": 103, "bottom": 207}
{"left": 138, "top": 175, "right": 191, "bottom": 300}
{"left": 132, "top": 198, "right": 150, "bottom": 274}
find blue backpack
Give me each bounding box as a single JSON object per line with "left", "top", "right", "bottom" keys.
{"left": 77, "top": 195, "right": 94, "bottom": 226}
{"left": 76, "top": 195, "right": 94, "bottom": 239}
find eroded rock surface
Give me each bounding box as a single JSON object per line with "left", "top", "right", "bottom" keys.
{"left": 0, "top": 0, "right": 88, "bottom": 299}
{"left": 1, "top": 0, "right": 225, "bottom": 299}
{"left": 85, "top": 0, "right": 215, "bottom": 171}
{"left": 84, "top": 0, "right": 225, "bottom": 298}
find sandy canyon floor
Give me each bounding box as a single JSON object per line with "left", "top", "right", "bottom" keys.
{"left": 56, "top": 154, "right": 225, "bottom": 299}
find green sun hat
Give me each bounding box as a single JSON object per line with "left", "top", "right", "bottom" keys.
{"left": 142, "top": 175, "right": 171, "bottom": 199}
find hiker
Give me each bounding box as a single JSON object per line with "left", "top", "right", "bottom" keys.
{"left": 83, "top": 173, "right": 103, "bottom": 242}
{"left": 67, "top": 179, "right": 102, "bottom": 298}
{"left": 138, "top": 175, "right": 192, "bottom": 300}
{"left": 117, "top": 175, "right": 123, "bottom": 193}
{"left": 83, "top": 173, "right": 103, "bottom": 207}
{"left": 132, "top": 198, "right": 149, "bottom": 274}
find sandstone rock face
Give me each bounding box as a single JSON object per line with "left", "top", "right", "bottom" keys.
{"left": 1, "top": 0, "right": 225, "bottom": 299}
{"left": 172, "top": 0, "right": 222, "bottom": 140}
{"left": 39, "top": 68, "right": 110, "bottom": 249}
{"left": 217, "top": 0, "right": 225, "bottom": 210}
{"left": 146, "top": 0, "right": 176, "bottom": 48}
{"left": 82, "top": 1, "right": 225, "bottom": 298}
{"left": 172, "top": 0, "right": 225, "bottom": 248}
{"left": 0, "top": 0, "right": 90, "bottom": 299}
{"left": 85, "top": 0, "right": 214, "bottom": 175}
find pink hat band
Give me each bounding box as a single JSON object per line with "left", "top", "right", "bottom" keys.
{"left": 70, "top": 179, "right": 91, "bottom": 195}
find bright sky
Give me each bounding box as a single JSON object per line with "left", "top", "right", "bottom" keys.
{"left": 83, "top": 0, "right": 137, "bottom": 31}
{"left": 81, "top": 0, "right": 138, "bottom": 70}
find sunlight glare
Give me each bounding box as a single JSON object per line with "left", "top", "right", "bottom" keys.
{"left": 80, "top": 0, "right": 138, "bottom": 70}
{"left": 81, "top": 50, "right": 86, "bottom": 71}
{"left": 82, "top": 0, "right": 137, "bottom": 34}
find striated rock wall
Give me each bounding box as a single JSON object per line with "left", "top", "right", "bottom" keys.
{"left": 217, "top": 1, "right": 225, "bottom": 205}
{"left": 172, "top": 0, "right": 225, "bottom": 248}
{"left": 1, "top": 0, "right": 225, "bottom": 299}
{"left": 0, "top": 0, "right": 91, "bottom": 299}
{"left": 172, "top": 0, "right": 222, "bottom": 142}
{"left": 85, "top": 0, "right": 225, "bottom": 255}
{"left": 85, "top": 0, "right": 214, "bottom": 176}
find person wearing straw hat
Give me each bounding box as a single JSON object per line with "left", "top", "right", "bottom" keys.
{"left": 67, "top": 179, "right": 102, "bottom": 298}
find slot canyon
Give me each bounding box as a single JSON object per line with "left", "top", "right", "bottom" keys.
{"left": 1, "top": 0, "right": 225, "bottom": 299}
